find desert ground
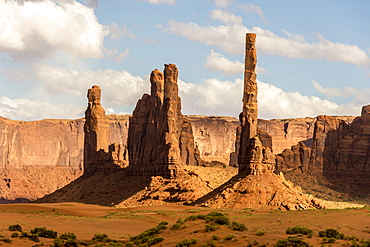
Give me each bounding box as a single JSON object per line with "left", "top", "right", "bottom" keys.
{"left": 0, "top": 202, "right": 370, "bottom": 246}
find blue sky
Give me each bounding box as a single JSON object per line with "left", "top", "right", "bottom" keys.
{"left": 0, "top": 0, "right": 369, "bottom": 120}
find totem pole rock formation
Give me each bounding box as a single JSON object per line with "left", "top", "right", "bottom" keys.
{"left": 238, "top": 33, "right": 275, "bottom": 174}
{"left": 84, "top": 85, "right": 127, "bottom": 175}
{"left": 128, "top": 64, "right": 203, "bottom": 178}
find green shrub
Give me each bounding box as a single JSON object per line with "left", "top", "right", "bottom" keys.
{"left": 274, "top": 237, "right": 309, "bottom": 247}
{"left": 224, "top": 234, "right": 235, "bottom": 240}
{"left": 286, "top": 226, "right": 313, "bottom": 235}
{"left": 125, "top": 242, "right": 134, "bottom": 247}
{"left": 147, "top": 237, "right": 164, "bottom": 246}
{"left": 256, "top": 231, "right": 265, "bottom": 236}
{"left": 11, "top": 232, "right": 19, "bottom": 238}
{"left": 9, "top": 224, "right": 22, "bottom": 232}
{"left": 204, "top": 212, "right": 230, "bottom": 225}
{"left": 230, "top": 221, "right": 247, "bottom": 231}
{"left": 247, "top": 241, "right": 259, "bottom": 247}
{"left": 204, "top": 224, "right": 218, "bottom": 232}
{"left": 176, "top": 238, "right": 195, "bottom": 247}
{"left": 202, "top": 240, "right": 216, "bottom": 247}
{"left": 211, "top": 235, "right": 219, "bottom": 240}
{"left": 31, "top": 227, "right": 58, "bottom": 239}
{"left": 344, "top": 235, "right": 360, "bottom": 241}
{"left": 20, "top": 232, "right": 40, "bottom": 242}
{"left": 59, "top": 232, "right": 77, "bottom": 241}
{"left": 318, "top": 228, "right": 344, "bottom": 239}
{"left": 171, "top": 219, "right": 185, "bottom": 230}
{"left": 1, "top": 238, "right": 12, "bottom": 243}
{"left": 130, "top": 222, "right": 168, "bottom": 245}
{"left": 92, "top": 233, "right": 112, "bottom": 243}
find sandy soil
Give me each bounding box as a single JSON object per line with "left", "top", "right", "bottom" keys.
{"left": 0, "top": 202, "right": 370, "bottom": 246}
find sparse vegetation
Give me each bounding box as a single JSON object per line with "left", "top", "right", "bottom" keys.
{"left": 175, "top": 238, "right": 197, "bottom": 247}
{"left": 211, "top": 235, "right": 219, "bottom": 240}
{"left": 130, "top": 221, "right": 168, "bottom": 246}
{"left": 31, "top": 227, "right": 58, "bottom": 239}
{"left": 230, "top": 221, "right": 247, "bottom": 231}
{"left": 204, "top": 224, "right": 218, "bottom": 232}
{"left": 286, "top": 226, "right": 313, "bottom": 235}
{"left": 8, "top": 224, "right": 22, "bottom": 232}
{"left": 11, "top": 232, "right": 19, "bottom": 238}
{"left": 224, "top": 234, "right": 235, "bottom": 240}
{"left": 318, "top": 228, "right": 344, "bottom": 239}
{"left": 256, "top": 231, "right": 265, "bottom": 236}
{"left": 274, "top": 236, "right": 310, "bottom": 247}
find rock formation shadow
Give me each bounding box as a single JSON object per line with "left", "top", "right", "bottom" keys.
{"left": 36, "top": 170, "right": 152, "bottom": 206}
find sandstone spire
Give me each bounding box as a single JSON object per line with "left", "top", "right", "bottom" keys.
{"left": 84, "top": 85, "right": 127, "bottom": 174}
{"left": 238, "top": 33, "right": 258, "bottom": 173}
{"left": 238, "top": 33, "right": 275, "bottom": 174}
{"left": 128, "top": 64, "right": 203, "bottom": 177}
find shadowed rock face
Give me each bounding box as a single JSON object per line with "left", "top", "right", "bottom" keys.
{"left": 128, "top": 64, "right": 203, "bottom": 178}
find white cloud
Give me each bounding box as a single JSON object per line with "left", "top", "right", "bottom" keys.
{"left": 240, "top": 3, "right": 267, "bottom": 23}
{"left": 31, "top": 64, "right": 149, "bottom": 107}
{"left": 205, "top": 50, "right": 267, "bottom": 75}
{"left": 0, "top": 96, "right": 85, "bottom": 121}
{"left": 312, "top": 80, "right": 370, "bottom": 105}
{"left": 178, "top": 77, "right": 361, "bottom": 119}
{"left": 214, "top": 0, "right": 231, "bottom": 8}
{"left": 0, "top": 0, "right": 107, "bottom": 60}
{"left": 205, "top": 50, "right": 243, "bottom": 75}
{"left": 165, "top": 21, "right": 370, "bottom": 68}
{"left": 210, "top": 9, "right": 242, "bottom": 26}
{"left": 139, "top": 0, "right": 175, "bottom": 5}
{"left": 108, "top": 22, "right": 135, "bottom": 40}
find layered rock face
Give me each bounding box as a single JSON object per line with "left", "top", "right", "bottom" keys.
{"left": 331, "top": 108, "right": 370, "bottom": 174}
{"left": 128, "top": 65, "right": 203, "bottom": 177}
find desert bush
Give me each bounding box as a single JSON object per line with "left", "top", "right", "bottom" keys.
{"left": 9, "top": 224, "right": 22, "bottom": 232}
{"left": 274, "top": 237, "right": 310, "bottom": 247}
{"left": 286, "top": 226, "right": 313, "bottom": 235}
{"left": 175, "top": 238, "right": 197, "bottom": 247}
{"left": 92, "top": 233, "right": 112, "bottom": 243}
{"left": 59, "top": 232, "right": 77, "bottom": 241}
{"left": 20, "top": 232, "right": 40, "bottom": 242}
{"left": 171, "top": 219, "right": 185, "bottom": 230}
{"left": 247, "top": 240, "right": 259, "bottom": 246}
{"left": 31, "top": 227, "right": 58, "bottom": 239}
{"left": 130, "top": 221, "right": 168, "bottom": 245}
{"left": 318, "top": 228, "right": 344, "bottom": 239}
{"left": 11, "top": 232, "right": 19, "bottom": 238}
{"left": 211, "top": 235, "right": 219, "bottom": 240}
{"left": 147, "top": 237, "right": 164, "bottom": 246}
{"left": 125, "top": 242, "right": 134, "bottom": 247}
{"left": 202, "top": 240, "right": 216, "bottom": 247}
{"left": 204, "top": 212, "right": 230, "bottom": 225}
{"left": 204, "top": 224, "right": 218, "bottom": 232}
{"left": 344, "top": 235, "right": 360, "bottom": 241}
{"left": 256, "top": 231, "right": 265, "bottom": 236}
{"left": 1, "top": 238, "right": 12, "bottom": 243}
{"left": 230, "top": 221, "right": 247, "bottom": 231}
{"left": 224, "top": 234, "right": 235, "bottom": 240}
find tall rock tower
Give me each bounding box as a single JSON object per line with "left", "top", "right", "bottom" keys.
{"left": 128, "top": 64, "right": 203, "bottom": 178}
{"left": 238, "top": 33, "right": 275, "bottom": 174}
{"left": 84, "top": 85, "right": 127, "bottom": 174}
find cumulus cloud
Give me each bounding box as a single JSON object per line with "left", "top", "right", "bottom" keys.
{"left": 214, "top": 0, "right": 231, "bottom": 8}
{"left": 0, "top": 96, "right": 85, "bottom": 121}
{"left": 178, "top": 77, "right": 361, "bottom": 119}
{"left": 165, "top": 21, "right": 370, "bottom": 68}
{"left": 139, "top": 0, "right": 175, "bottom": 5}
{"left": 0, "top": 0, "right": 107, "bottom": 60}
{"left": 205, "top": 50, "right": 267, "bottom": 75}
{"left": 312, "top": 80, "right": 370, "bottom": 105}
{"left": 31, "top": 64, "right": 149, "bottom": 107}
{"left": 108, "top": 22, "right": 135, "bottom": 40}
{"left": 240, "top": 3, "right": 267, "bottom": 23}
{"left": 210, "top": 9, "right": 242, "bottom": 26}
